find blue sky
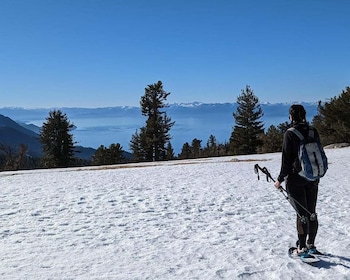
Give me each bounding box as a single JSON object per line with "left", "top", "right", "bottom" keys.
{"left": 0, "top": 0, "right": 349, "bottom": 108}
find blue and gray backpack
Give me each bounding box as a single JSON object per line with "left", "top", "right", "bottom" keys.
{"left": 288, "top": 127, "right": 328, "bottom": 181}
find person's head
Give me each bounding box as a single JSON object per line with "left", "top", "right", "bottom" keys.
{"left": 289, "top": 104, "right": 306, "bottom": 123}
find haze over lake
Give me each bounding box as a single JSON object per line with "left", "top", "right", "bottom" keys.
{"left": 0, "top": 102, "right": 318, "bottom": 154}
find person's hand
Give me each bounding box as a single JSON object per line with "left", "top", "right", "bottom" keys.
{"left": 274, "top": 181, "right": 282, "bottom": 189}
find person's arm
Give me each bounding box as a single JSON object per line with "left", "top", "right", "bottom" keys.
{"left": 275, "top": 130, "right": 295, "bottom": 188}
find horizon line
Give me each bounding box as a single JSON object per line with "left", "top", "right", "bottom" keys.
{"left": 0, "top": 101, "right": 319, "bottom": 110}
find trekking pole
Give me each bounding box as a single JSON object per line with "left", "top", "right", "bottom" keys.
{"left": 254, "top": 164, "right": 276, "bottom": 183}
{"left": 254, "top": 164, "right": 313, "bottom": 222}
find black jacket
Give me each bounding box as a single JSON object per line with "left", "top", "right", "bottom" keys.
{"left": 277, "top": 122, "right": 321, "bottom": 183}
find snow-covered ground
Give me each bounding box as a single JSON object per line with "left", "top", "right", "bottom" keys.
{"left": 1, "top": 147, "right": 349, "bottom": 279}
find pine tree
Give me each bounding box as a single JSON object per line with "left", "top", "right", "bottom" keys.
{"left": 130, "top": 127, "right": 149, "bottom": 161}
{"left": 313, "top": 86, "right": 350, "bottom": 145}
{"left": 230, "top": 85, "right": 264, "bottom": 155}
{"left": 258, "top": 123, "right": 287, "bottom": 153}
{"left": 92, "top": 143, "right": 125, "bottom": 165}
{"left": 165, "top": 142, "right": 175, "bottom": 160}
{"left": 93, "top": 145, "right": 108, "bottom": 165}
{"left": 40, "top": 110, "right": 75, "bottom": 168}
{"left": 109, "top": 143, "right": 125, "bottom": 163}
{"left": 205, "top": 134, "right": 218, "bottom": 157}
{"left": 131, "top": 81, "right": 175, "bottom": 161}
{"left": 191, "top": 138, "right": 202, "bottom": 158}
{"left": 178, "top": 142, "right": 192, "bottom": 159}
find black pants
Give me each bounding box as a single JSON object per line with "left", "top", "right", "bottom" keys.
{"left": 286, "top": 175, "right": 319, "bottom": 249}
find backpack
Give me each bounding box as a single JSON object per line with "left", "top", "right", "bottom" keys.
{"left": 288, "top": 127, "right": 328, "bottom": 181}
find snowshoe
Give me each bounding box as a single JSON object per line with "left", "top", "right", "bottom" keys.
{"left": 288, "top": 247, "right": 319, "bottom": 263}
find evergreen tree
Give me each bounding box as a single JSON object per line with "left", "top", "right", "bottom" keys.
{"left": 230, "top": 85, "right": 264, "bottom": 155}
{"left": 93, "top": 145, "right": 108, "bottom": 165}
{"left": 313, "top": 86, "right": 350, "bottom": 145}
{"left": 109, "top": 143, "right": 125, "bottom": 163}
{"left": 277, "top": 121, "right": 290, "bottom": 133}
{"left": 204, "top": 134, "right": 218, "bottom": 157}
{"left": 165, "top": 142, "right": 175, "bottom": 160}
{"left": 129, "top": 127, "right": 147, "bottom": 161}
{"left": 40, "top": 110, "right": 75, "bottom": 168}
{"left": 92, "top": 143, "right": 125, "bottom": 165}
{"left": 178, "top": 142, "right": 192, "bottom": 159}
{"left": 191, "top": 138, "right": 202, "bottom": 158}
{"left": 131, "top": 81, "right": 175, "bottom": 161}
{"left": 218, "top": 142, "right": 231, "bottom": 156}
{"left": 258, "top": 123, "right": 288, "bottom": 153}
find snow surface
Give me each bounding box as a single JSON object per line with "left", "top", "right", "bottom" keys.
{"left": 1, "top": 148, "right": 350, "bottom": 280}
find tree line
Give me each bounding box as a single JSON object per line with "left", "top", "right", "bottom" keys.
{"left": 1, "top": 83, "right": 349, "bottom": 171}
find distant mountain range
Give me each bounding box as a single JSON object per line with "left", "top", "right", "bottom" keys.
{"left": 0, "top": 114, "right": 41, "bottom": 156}
{"left": 0, "top": 102, "right": 318, "bottom": 156}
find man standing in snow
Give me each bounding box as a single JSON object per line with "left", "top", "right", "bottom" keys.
{"left": 274, "top": 104, "right": 321, "bottom": 260}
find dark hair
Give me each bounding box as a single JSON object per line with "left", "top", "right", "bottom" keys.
{"left": 289, "top": 104, "right": 306, "bottom": 123}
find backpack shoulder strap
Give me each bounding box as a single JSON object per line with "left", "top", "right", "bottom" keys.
{"left": 287, "top": 127, "right": 304, "bottom": 141}
{"left": 308, "top": 127, "right": 315, "bottom": 139}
